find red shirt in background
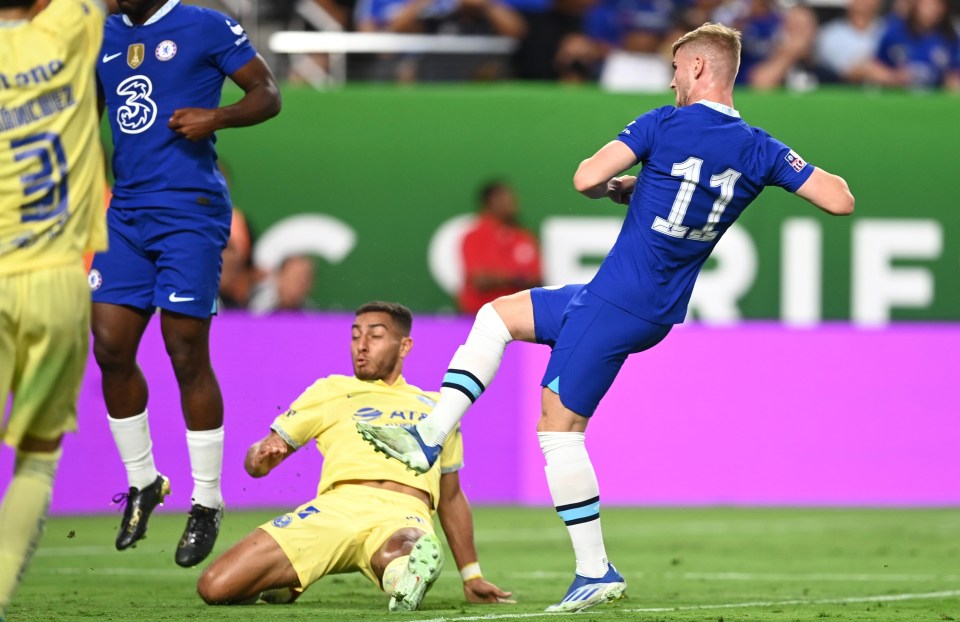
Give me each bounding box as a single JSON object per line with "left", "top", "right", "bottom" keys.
{"left": 458, "top": 214, "right": 541, "bottom": 314}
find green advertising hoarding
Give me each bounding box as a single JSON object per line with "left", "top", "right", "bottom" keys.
{"left": 203, "top": 85, "right": 957, "bottom": 322}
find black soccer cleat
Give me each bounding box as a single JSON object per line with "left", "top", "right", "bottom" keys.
{"left": 113, "top": 474, "right": 171, "bottom": 551}
{"left": 175, "top": 504, "right": 223, "bottom": 567}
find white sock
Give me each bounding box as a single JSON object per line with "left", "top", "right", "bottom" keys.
{"left": 381, "top": 554, "right": 409, "bottom": 594}
{"left": 419, "top": 303, "right": 512, "bottom": 447}
{"left": 186, "top": 427, "right": 224, "bottom": 509}
{"left": 539, "top": 431, "right": 609, "bottom": 578}
{"left": 108, "top": 410, "right": 158, "bottom": 490}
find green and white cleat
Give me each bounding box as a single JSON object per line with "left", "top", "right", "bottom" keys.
{"left": 356, "top": 422, "right": 441, "bottom": 474}
{"left": 389, "top": 534, "right": 445, "bottom": 612}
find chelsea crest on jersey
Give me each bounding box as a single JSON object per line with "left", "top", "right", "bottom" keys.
{"left": 96, "top": 0, "right": 257, "bottom": 212}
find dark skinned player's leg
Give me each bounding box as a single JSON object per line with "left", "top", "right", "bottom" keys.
{"left": 159, "top": 310, "right": 223, "bottom": 432}
{"left": 92, "top": 302, "right": 152, "bottom": 420}
{"left": 160, "top": 309, "right": 226, "bottom": 567}
{"left": 92, "top": 302, "right": 169, "bottom": 551}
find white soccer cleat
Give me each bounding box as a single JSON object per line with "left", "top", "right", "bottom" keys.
{"left": 356, "top": 422, "right": 441, "bottom": 474}
{"left": 545, "top": 563, "right": 627, "bottom": 613}
{"left": 388, "top": 533, "right": 445, "bottom": 612}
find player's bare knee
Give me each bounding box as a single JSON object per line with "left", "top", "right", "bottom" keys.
{"left": 196, "top": 565, "right": 231, "bottom": 605}
{"left": 376, "top": 528, "right": 425, "bottom": 565}
{"left": 164, "top": 341, "right": 212, "bottom": 381}
{"left": 490, "top": 294, "right": 534, "bottom": 341}
{"left": 92, "top": 336, "right": 136, "bottom": 371}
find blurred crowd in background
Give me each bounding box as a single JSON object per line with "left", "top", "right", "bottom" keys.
{"left": 197, "top": 0, "right": 960, "bottom": 90}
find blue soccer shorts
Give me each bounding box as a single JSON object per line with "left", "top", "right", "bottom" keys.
{"left": 89, "top": 207, "right": 231, "bottom": 318}
{"left": 531, "top": 284, "right": 673, "bottom": 418}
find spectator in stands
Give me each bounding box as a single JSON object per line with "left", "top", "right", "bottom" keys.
{"left": 863, "top": 0, "right": 960, "bottom": 90}
{"left": 814, "top": 0, "right": 885, "bottom": 84}
{"left": 748, "top": 4, "right": 820, "bottom": 90}
{"left": 250, "top": 255, "right": 318, "bottom": 314}
{"left": 576, "top": 0, "right": 674, "bottom": 89}
{"left": 725, "top": 0, "right": 785, "bottom": 85}
{"left": 218, "top": 208, "right": 262, "bottom": 310}
{"left": 354, "top": 0, "right": 525, "bottom": 80}
{"left": 458, "top": 181, "right": 541, "bottom": 315}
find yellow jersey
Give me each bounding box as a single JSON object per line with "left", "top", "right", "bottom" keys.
{"left": 271, "top": 374, "right": 464, "bottom": 509}
{"left": 0, "top": 0, "right": 107, "bottom": 276}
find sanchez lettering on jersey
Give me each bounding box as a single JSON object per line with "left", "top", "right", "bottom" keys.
{"left": 0, "top": 85, "right": 75, "bottom": 134}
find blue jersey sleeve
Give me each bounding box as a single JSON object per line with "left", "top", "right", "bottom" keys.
{"left": 203, "top": 9, "right": 258, "bottom": 77}
{"left": 616, "top": 107, "right": 664, "bottom": 161}
{"left": 762, "top": 135, "right": 816, "bottom": 192}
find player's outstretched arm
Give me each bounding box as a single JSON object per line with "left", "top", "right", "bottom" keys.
{"left": 168, "top": 55, "right": 281, "bottom": 141}
{"left": 244, "top": 431, "right": 295, "bottom": 477}
{"left": 795, "top": 167, "right": 855, "bottom": 216}
{"left": 574, "top": 141, "right": 639, "bottom": 200}
{"left": 436, "top": 472, "right": 515, "bottom": 604}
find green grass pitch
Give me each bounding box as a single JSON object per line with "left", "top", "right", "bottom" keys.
{"left": 13, "top": 507, "right": 960, "bottom": 621}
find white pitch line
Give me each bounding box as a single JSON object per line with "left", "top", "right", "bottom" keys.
{"left": 680, "top": 571, "right": 960, "bottom": 583}
{"left": 408, "top": 589, "right": 960, "bottom": 622}
{"left": 505, "top": 570, "right": 960, "bottom": 583}
{"left": 35, "top": 567, "right": 197, "bottom": 577}
{"left": 35, "top": 544, "right": 169, "bottom": 556}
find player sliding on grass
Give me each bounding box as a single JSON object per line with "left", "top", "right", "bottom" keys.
{"left": 198, "top": 302, "right": 512, "bottom": 612}
{"left": 358, "top": 22, "right": 854, "bottom": 613}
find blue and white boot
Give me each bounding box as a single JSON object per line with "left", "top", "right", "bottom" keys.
{"left": 545, "top": 563, "right": 626, "bottom": 613}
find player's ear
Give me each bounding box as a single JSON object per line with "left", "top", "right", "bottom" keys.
{"left": 693, "top": 55, "right": 705, "bottom": 79}
{"left": 399, "top": 336, "right": 413, "bottom": 359}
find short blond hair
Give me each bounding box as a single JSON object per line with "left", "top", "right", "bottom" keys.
{"left": 671, "top": 22, "right": 742, "bottom": 83}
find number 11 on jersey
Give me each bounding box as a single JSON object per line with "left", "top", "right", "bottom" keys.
{"left": 652, "top": 156, "right": 741, "bottom": 243}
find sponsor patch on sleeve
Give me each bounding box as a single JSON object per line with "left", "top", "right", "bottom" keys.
{"left": 785, "top": 149, "right": 807, "bottom": 172}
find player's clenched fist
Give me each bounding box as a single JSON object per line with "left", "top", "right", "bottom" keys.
{"left": 169, "top": 108, "right": 221, "bottom": 141}
{"left": 606, "top": 175, "right": 636, "bottom": 205}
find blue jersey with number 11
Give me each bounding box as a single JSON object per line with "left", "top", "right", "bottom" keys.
{"left": 588, "top": 101, "right": 815, "bottom": 324}
{"left": 97, "top": 0, "right": 257, "bottom": 212}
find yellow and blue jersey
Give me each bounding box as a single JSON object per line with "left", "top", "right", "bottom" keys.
{"left": 97, "top": 0, "right": 257, "bottom": 212}
{"left": 0, "top": 0, "right": 107, "bottom": 276}
{"left": 271, "top": 374, "right": 463, "bottom": 509}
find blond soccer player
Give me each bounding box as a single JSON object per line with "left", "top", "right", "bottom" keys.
{"left": 0, "top": 0, "right": 108, "bottom": 617}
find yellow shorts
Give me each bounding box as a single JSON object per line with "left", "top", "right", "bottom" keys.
{"left": 259, "top": 485, "right": 435, "bottom": 590}
{"left": 0, "top": 265, "right": 90, "bottom": 448}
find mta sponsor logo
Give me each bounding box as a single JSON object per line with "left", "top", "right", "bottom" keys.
{"left": 353, "top": 407, "right": 382, "bottom": 421}
{"left": 272, "top": 514, "right": 293, "bottom": 528}
{"left": 389, "top": 410, "right": 429, "bottom": 422}
{"left": 352, "top": 406, "right": 432, "bottom": 422}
